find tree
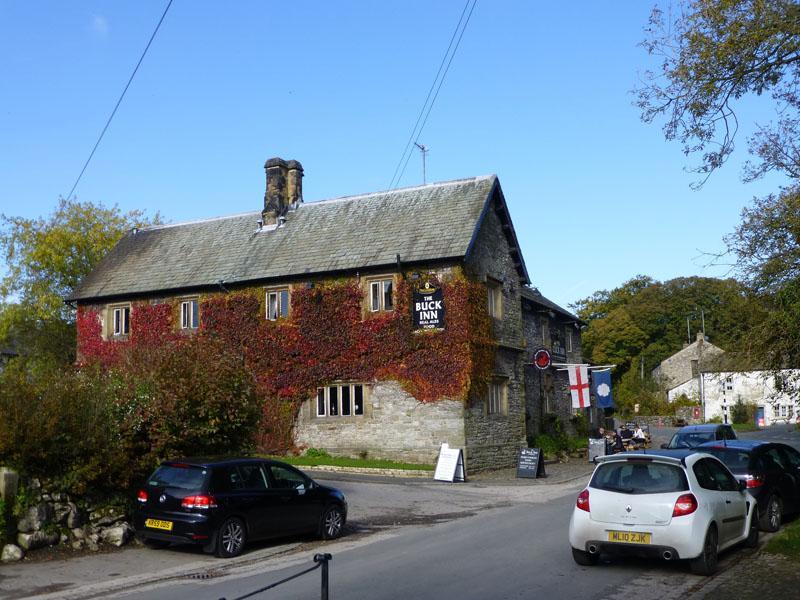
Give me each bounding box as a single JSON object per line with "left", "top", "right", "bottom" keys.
{"left": 0, "top": 197, "right": 161, "bottom": 364}
{"left": 636, "top": 0, "right": 800, "bottom": 182}
{"left": 725, "top": 188, "right": 800, "bottom": 369}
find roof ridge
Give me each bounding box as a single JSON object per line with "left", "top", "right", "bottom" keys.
{"left": 309, "top": 174, "right": 495, "bottom": 206}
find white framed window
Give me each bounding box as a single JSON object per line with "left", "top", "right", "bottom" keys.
{"left": 316, "top": 384, "right": 365, "bottom": 417}
{"left": 369, "top": 279, "right": 393, "bottom": 313}
{"left": 540, "top": 317, "right": 550, "bottom": 345}
{"left": 112, "top": 306, "right": 130, "bottom": 336}
{"left": 774, "top": 405, "right": 781, "bottom": 418}
{"left": 486, "top": 379, "right": 508, "bottom": 415}
{"left": 266, "top": 289, "right": 290, "bottom": 320}
{"left": 181, "top": 299, "right": 199, "bottom": 329}
{"left": 566, "top": 329, "right": 573, "bottom": 353}
{"left": 486, "top": 279, "right": 502, "bottom": 318}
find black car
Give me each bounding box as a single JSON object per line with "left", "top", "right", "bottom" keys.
{"left": 134, "top": 457, "right": 347, "bottom": 558}
{"left": 696, "top": 440, "right": 800, "bottom": 532}
{"left": 662, "top": 424, "right": 737, "bottom": 449}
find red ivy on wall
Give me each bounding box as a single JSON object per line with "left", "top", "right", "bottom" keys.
{"left": 76, "top": 275, "right": 496, "bottom": 454}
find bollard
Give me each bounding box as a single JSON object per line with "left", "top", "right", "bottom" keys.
{"left": 314, "top": 553, "right": 332, "bottom": 600}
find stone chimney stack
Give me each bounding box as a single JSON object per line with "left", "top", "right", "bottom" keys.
{"left": 263, "top": 158, "right": 303, "bottom": 226}
{"left": 287, "top": 159, "right": 304, "bottom": 206}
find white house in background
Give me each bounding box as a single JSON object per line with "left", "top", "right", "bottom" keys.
{"left": 667, "top": 370, "right": 800, "bottom": 426}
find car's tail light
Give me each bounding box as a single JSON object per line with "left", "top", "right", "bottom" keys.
{"left": 182, "top": 495, "right": 217, "bottom": 509}
{"left": 576, "top": 489, "right": 590, "bottom": 512}
{"left": 137, "top": 490, "right": 148, "bottom": 503}
{"left": 744, "top": 474, "right": 763, "bottom": 488}
{"left": 673, "top": 493, "right": 698, "bottom": 517}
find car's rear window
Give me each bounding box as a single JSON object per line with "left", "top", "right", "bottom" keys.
{"left": 591, "top": 461, "right": 689, "bottom": 494}
{"left": 148, "top": 464, "right": 209, "bottom": 490}
{"left": 702, "top": 448, "right": 752, "bottom": 473}
{"left": 670, "top": 432, "right": 715, "bottom": 447}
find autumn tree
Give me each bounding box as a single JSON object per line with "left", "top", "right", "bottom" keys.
{"left": 0, "top": 197, "right": 161, "bottom": 364}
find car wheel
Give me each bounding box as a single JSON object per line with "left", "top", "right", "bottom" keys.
{"left": 142, "top": 538, "right": 170, "bottom": 550}
{"left": 320, "top": 505, "right": 344, "bottom": 540}
{"left": 571, "top": 547, "right": 599, "bottom": 566}
{"left": 216, "top": 517, "right": 246, "bottom": 558}
{"left": 745, "top": 506, "right": 760, "bottom": 548}
{"left": 759, "top": 495, "right": 783, "bottom": 532}
{"left": 690, "top": 526, "right": 719, "bottom": 576}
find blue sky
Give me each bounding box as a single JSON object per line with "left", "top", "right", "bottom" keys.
{"left": 0, "top": 1, "right": 789, "bottom": 312}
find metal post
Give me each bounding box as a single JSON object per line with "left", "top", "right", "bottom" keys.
{"left": 314, "top": 553, "right": 332, "bottom": 600}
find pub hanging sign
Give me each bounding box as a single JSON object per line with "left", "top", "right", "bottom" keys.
{"left": 413, "top": 282, "right": 445, "bottom": 331}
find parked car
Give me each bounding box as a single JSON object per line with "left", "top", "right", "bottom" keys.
{"left": 696, "top": 440, "right": 800, "bottom": 532}
{"left": 568, "top": 450, "right": 758, "bottom": 575}
{"left": 661, "top": 424, "right": 737, "bottom": 449}
{"left": 134, "top": 457, "right": 347, "bottom": 558}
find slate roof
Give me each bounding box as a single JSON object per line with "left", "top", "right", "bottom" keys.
{"left": 520, "top": 286, "right": 585, "bottom": 326}
{"left": 69, "top": 175, "right": 530, "bottom": 302}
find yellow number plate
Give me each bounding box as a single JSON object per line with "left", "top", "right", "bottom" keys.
{"left": 145, "top": 518, "right": 173, "bottom": 531}
{"left": 608, "top": 531, "right": 650, "bottom": 544}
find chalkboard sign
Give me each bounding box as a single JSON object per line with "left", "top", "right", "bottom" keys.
{"left": 516, "top": 447, "right": 545, "bottom": 479}
{"left": 434, "top": 443, "right": 466, "bottom": 482}
{"left": 588, "top": 438, "right": 608, "bottom": 462}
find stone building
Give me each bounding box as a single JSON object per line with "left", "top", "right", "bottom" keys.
{"left": 68, "top": 158, "right": 583, "bottom": 472}
{"left": 651, "top": 332, "right": 724, "bottom": 392}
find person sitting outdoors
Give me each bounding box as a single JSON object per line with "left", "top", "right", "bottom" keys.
{"left": 591, "top": 426, "right": 606, "bottom": 439}
{"left": 620, "top": 425, "right": 634, "bottom": 440}
{"left": 608, "top": 430, "right": 625, "bottom": 453}
{"left": 633, "top": 425, "right": 648, "bottom": 448}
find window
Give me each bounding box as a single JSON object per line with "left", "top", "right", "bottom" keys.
{"left": 316, "top": 384, "right": 365, "bottom": 417}
{"left": 369, "top": 279, "right": 393, "bottom": 312}
{"left": 486, "top": 379, "right": 507, "bottom": 415}
{"left": 566, "top": 330, "right": 573, "bottom": 353}
{"left": 181, "top": 299, "right": 199, "bottom": 329}
{"left": 112, "top": 306, "right": 130, "bottom": 336}
{"left": 266, "top": 289, "right": 290, "bottom": 320}
{"left": 726, "top": 376, "right": 733, "bottom": 390}
{"left": 486, "top": 280, "right": 502, "bottom": 318}
{"left": 540, "top": 317, "right": 550, "bottom": 345}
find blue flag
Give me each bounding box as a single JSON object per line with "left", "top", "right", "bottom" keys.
{"left": 594, "top": 369, "right": 614, "bottom": 408}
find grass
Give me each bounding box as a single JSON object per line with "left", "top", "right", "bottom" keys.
{"left": 268, "top": 455, "right": 435, "bottom": 471}
{"left": 764, "top": 517, "right": 800, "bottom": 561}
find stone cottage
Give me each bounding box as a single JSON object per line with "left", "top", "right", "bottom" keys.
{"left": 67, "top": 158, "right": 583, "bottom": 472}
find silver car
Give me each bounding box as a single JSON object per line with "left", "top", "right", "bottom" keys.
{"left": 568, "top": 450, "right": 759, "bottom": 575}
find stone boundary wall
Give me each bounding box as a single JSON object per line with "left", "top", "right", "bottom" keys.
{"left": 0, "top": 478, "right": 133, "bottom": 563}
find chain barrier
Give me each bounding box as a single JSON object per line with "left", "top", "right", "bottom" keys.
{"left": 219, "top": 553, "right": 332, "bottom": 600}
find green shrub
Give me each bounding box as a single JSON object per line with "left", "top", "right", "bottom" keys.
{"left": 305, "top": 448, "right": 331, "bottom": 458}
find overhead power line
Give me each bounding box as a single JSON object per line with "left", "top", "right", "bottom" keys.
{"left": 388, "top": 0, "right": 478, "bottom": 191}
{"left": 65, "top": 0, "right": 174, "bottom": 200}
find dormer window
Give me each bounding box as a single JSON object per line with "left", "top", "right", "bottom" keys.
{"left": 181, "top": 299, "right": 199, "bottom": 329}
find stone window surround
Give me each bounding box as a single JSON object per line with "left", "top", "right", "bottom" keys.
{"left": 180, "top": 297, "right": 199, "bottom": 330}
{"left": 265, "top": 286, "right": 291, "bottom": 321}
{"left": 486, "top": 377, "right": 509, "bottom": 416}
{"left": 485, "top": 277, "right": 502, "bottom": 319}
{"left": 109, "top": 304, "right": 131, "bottom": 338}
{"left": 364, "top": 274, "right": 394, "bottom": 315}
{"left": 316, "top": 382, "right": 368, "bottom": 418}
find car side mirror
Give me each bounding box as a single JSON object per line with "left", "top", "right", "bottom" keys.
{"left": 739, "top": 480, "right": 747, "bottom": 492}
{"left": 661, "top": 443, "right": 669, "bottom": 449}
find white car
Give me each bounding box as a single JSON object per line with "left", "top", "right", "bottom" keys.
{"left": 568, "top": 450, "right": 759, "bottom": 575}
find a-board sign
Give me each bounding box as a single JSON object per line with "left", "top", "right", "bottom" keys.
{"left": 516, "top": 447, "right": 545, "bottom": 479}
{"left": 434, "top": 443, "right": 466, "bottom": 482}
{"left": 588, "top": 438, "right": 608, "bottom": 461}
